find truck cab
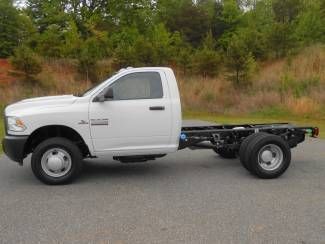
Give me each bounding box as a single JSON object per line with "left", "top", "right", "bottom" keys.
{"left": 87, "top": 67, "right": 181, "bottom": 156}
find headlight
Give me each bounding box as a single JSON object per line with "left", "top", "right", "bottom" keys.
{"left": 7, "top": 117, "right": 27, "bottom": 132}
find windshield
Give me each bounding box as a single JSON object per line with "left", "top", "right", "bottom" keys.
{"left": 77, "top": 72, "right": 120, "bottom": 97}
{"left": 79, "top": 82, "right": 102, "bottom": 97}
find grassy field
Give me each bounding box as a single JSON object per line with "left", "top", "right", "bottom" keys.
{"left": 184, "top": 111, "right": 325, "bottom": 139}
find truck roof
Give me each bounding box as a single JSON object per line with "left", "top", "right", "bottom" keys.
{"left": 117, "top": 67, "right": 172, "bottom": 73}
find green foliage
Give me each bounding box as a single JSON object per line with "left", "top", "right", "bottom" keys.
{"left": 192, "top": 31, "right": 221, "bottom": 77}
{"left": 169, "top": 32, "right": 193, "bottom": 74}
{"left": 165, "top": 0, "right": 211, "bottom": 46}
{"left": 272, "top": 0, "right": 303, "bottom": 23}
{"left": 77, "top": 34, "right": 109, "bottom": 82}
{"left": 294, "top": 1, "right": 325, "bottom": 44}
{"left": 268, "top": 23, "right": 297, "bottom": 58}
{"left": 113, "top": 24, "right": 175, "bottom": 67}
{"left": 26, "top": 0, "right": 70, "bottom": 32}
{"left": 36, "top": 24, "right": 64, "bottom": 57}
{"left": 148, "top": 24, "right": 173, "bottom": 65}
{"left": 10, "top": 45, "right": 42, "bottom": 78}
{"left": 0, "top": 0, "right": 323, "bottom": 79}
{"left": 226, "top": 36, "right": 256, "bottom": 86}
{"left": 61, "top": 21, "right": 82, "bottom": 58}
{"left": 0, "top": 0, "right": 34, "bottom": 58}
{"left": 212, "top": 0, "right": 243, "bottom": 45}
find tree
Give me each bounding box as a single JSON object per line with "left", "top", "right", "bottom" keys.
{"left": 0, "top": 0, "right": 28, "bottom": 57}
{"left": 148, "top": 23, "right": 173, "bottom": 65}
{"left": 237, "top": 28, "right": 268, "bottom": 59}
{"left": 226, "top": 36, "right": 256, "bottom": 86}
{"left": 272, "top": 0, "right": 303, "bottom": 23}
{"left": 169, "top": 32, "right": 193, "bottom": 74}
{"left": 61, "top": 21, "right": 82, "bottom": 58}
{"left": 212, "top": 0, "right": 242, "bottom": 38}
{"left": 268, "top": 22, "right": 296, "bottom": 58}
{"left": 77, "top": 30, "right": 110, "bottom": 82}
{"left": 112, "top": 26, "right": 143, "bottom": 67}
{"left": 294, "top": 0, "right": 325, "bottom": 44}
{"left": 36, "top": 24, "right": 64, "bottom": 57}
{"left": 10, "top": 45, "right": 42, "bottom": 78}
{"left": 165, "top": 0, "right": 211, "bottom": 46}
{"left": 192, "top": 31, "right": 221, "bottom": 77}
{"left": 213, "top": 0, "right": 243, "bottom": 49}
{"left": 26, "top": 0, "right": 69, "bottom": 33}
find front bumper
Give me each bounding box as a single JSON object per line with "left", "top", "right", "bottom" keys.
{"left": 2, "top": 135, "right": 28, "bottom": 164}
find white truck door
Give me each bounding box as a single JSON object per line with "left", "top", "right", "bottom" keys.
{"left": 89, "top": 71, "right": 173, "bottom": 155}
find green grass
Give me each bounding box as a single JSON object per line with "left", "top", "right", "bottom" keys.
{"left": 184, "top": 111, "right": 325, "bottom": 139}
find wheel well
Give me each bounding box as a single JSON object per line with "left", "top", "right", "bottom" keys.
{"left": 24, "top": 125, "right": 91, "bottom": 157}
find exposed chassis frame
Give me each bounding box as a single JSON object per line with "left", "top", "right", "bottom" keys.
{"left": 179, "top": 123, "right": 319, "bottom": 151}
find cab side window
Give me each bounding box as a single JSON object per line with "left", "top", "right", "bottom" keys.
{"left": 110, "top": 72, "right": 163, "bottom": 100}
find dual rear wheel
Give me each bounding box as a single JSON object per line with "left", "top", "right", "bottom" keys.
{"left": 214, "top": 132, "right": 291, "bottom": 179}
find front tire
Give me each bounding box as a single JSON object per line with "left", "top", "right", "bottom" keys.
{"left": 31, "top": 137, "right": 83, "bottom": 185}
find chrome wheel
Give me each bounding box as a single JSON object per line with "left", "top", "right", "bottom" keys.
{"left": 258, "top": 144, "right": 283, "bottom": 171}
{"left": 41, "top": 148, "right": 72, "bottom": 178}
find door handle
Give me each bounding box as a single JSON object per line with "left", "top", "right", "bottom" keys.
{"left": 149, "top": 106, "right": 165, "bottom": 111}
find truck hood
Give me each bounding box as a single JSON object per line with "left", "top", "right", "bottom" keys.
{"left": 5, "top": 95, "right": 78, "bottom": 116}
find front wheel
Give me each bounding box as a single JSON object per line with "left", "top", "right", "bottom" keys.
{"left": 31, "top": 137, "right": 83, "bottom": 185}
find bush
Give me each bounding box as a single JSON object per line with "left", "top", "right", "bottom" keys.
{"left": 10, "top": 45, "right": 42, "bottom": 78}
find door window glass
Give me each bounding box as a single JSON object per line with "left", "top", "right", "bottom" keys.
{"left": 110, "top": 72, "right": 163, "bottom": 100}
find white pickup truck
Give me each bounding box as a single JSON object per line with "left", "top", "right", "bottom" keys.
{"left": 2, "top": 67, "right": 319, "bottom": 184}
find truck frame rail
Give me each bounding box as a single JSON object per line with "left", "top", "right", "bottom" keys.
{"left": 179, "top": 123, "right": 319, "bottom": 150}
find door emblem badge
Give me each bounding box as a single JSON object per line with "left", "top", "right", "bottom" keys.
{"left": 78, "top": 120, "right": 89, "bottom": 125}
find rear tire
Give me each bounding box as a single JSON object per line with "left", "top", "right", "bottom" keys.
{"left": 239, "top": 132, "right": 269, "bottom": 171}
{"left": 31, "top": 137, "right": 83, "bottom": 185}
{"left": 245, "top": 134, "right": 291, "bottom": 179}
{"left": 213, "top": 148, "right": 237, "bottom": 159}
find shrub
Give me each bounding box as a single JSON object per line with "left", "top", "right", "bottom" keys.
{"left": 10, "top": 45, "right": 42, "bottom": 78}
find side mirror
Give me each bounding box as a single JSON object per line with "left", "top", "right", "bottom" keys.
{"left": 104, "top": 87, "right": 114, "bottom": 100}
{"left": 94, "top": 87, "right": 114, "bottom": 102}
{"left": 95, "top": 94, "right": 105, "bottom": 102}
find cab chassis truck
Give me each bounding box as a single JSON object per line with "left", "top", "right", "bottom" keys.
{"left": 2, "top": 67, "right": 319, "bottom": 184}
